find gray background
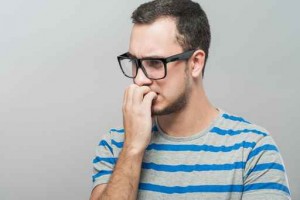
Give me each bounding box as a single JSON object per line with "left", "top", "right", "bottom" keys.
{"left": 0, "top": 0, "right": 299, "bottom": 199}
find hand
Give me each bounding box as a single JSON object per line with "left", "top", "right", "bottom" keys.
{"left": 122, "top": 84, "right": 157, "bottom": 154}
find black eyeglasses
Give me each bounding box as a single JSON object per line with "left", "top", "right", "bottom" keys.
{"left": 117, "top": 50, "right": 195, "bottom": 80}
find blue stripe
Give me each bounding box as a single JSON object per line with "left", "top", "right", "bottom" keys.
{"left": 110, "top": 141, "right": 279, "bottom": 157}
{"left": 139, "top": 183, "right": 244, "bottom": 194}
{"left": 93, "top": 156, "right": 117, "bottom": 164}
{"left": 222, "top": 113, "right": 250, "bottom": 124}
{"left": 244, "top": 182, "right": 290, "bottom": 195}
{"left": 110, "top": 140, "right": 255, "bottom": 152}
{"left": 110, "top": 128, "right": 124, "bottom": 134}
{"left": 111, "top": 140, "right": 124, "bottom": 148}
{"left": 110, "top": 126, "right": 158, "bottom": 133}
{"left": 142, "top": 161, "right": 245, "bottom": 172}
{"left": 92, "top": 170, "right": 112, "bottom": 182}
{"left": 93, "top": 159, "right": 246, "bottom": 172}
{"left": 145, "top": 141, "right": 256, "bottom": 152}
{"left": 247, "top": 163, "right": 285, "bottom": 177}
{"left": 93, "top": 159, "right": 284, "bottom": 174}
{"left": 247, "top": 144, "right": 278, "bottom": 161}
{"left": 210, "top": 127, "right": 268, "bottom": 137}
{"left": 98, "top": 140, "right": 114, "bottom": 154}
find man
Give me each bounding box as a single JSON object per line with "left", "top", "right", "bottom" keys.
{"left": 90, "top": 0, "right": 290, "bottom": 199}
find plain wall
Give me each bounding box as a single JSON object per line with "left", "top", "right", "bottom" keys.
{"left": 0, "top": 0, "right": 299, "bottom": 199}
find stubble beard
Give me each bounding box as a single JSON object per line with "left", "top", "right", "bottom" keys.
{"left": 152, "top": 71, "right": 191, "bottom": 116}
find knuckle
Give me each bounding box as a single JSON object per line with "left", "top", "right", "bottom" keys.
{"left": 129, "top": 84, "right": 137, "bottom": 90}
{"left": 123, "top": 104, "right": 130, "bottom": 113}
{"left": 134, "top": 88, "right": 142, "bottom": 96}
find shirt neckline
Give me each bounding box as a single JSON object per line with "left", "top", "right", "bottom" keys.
{"left": 153, "top": 108, "right": 224, "bottom": 142}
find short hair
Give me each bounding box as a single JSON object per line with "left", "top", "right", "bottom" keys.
{"left": 131, "top": 0, "right": 211, "bottom": 77}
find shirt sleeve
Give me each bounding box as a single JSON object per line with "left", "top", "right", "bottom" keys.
{"left": 242, "top": 134, "right": 291, "bottom": 200}
{"left": 92, "top": 131, "right": 117, "bottom": 189}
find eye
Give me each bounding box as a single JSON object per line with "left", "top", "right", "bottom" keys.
{"left": 144, "top": 60, "right": 163, "bottom": 69}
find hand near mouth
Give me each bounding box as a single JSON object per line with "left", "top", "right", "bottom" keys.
{"left": 122, "top": 84, "right": 158, "bottom": 154}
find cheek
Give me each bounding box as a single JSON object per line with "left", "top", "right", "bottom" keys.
{"left": 159, "top": 72, "right": 186, "bottom": 101}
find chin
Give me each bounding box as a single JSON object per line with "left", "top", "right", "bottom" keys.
{"left": 151, "top": 92, "right": 188, "bottom": 116}
{"left": 151, "top": 109, "right": 164, "bottom": 116}
{"left": 151, "top": 102, "right": 165, "bottom": 116}
{"left": 151, "top": 104, "right": 161, "bottom": 114}
{"left": 151, "top": 103, "right": 172, "bottom": 116}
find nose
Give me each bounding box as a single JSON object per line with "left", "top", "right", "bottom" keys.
{"left": 134, "top": 68, "right": 152, "bottom": 86}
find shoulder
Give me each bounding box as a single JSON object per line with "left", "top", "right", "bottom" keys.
{"left": 217, "top": 111, "right": 291, "bottom": 197}
{"left": 212, "top": 109, "right": 280, "bottom": 160}
{"left": 108, "top": 128, "right": 126, "bottom": 144}
{"left": 96, "top": 127, "right": 125, "bottom": 157}
{"left": 217, "top": 110, "right": 286, "bottom": 172}
{"left": 216, "top": 109, "right": 272, "bottom": 143}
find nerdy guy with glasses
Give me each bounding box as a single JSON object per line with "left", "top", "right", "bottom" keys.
{"left": 90, "top": 0, "right": 290, "bottom": 199}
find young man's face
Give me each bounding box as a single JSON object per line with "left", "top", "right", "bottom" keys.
{"left": 128, "top": 17, "right": 192, "bottom": 116}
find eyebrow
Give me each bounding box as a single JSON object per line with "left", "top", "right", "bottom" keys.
{"left": 127, "top": 52, "right": 166, "bottom": 59}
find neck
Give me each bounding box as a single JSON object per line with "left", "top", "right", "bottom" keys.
{"left": 157, "top": 84, "right": 219, "bottom": 137}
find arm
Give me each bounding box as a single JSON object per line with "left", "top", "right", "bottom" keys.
{"left": 90, "top": 146, "right": 144, "bottom": 200}
{"left": 90, "top": 84, "right": 157, "bottom": 200}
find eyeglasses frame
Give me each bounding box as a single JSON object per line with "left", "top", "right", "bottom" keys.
{"left": 117, "top": 49, "right": 196, "bottom": 80}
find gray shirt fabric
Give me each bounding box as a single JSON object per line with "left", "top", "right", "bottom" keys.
{"left": 92, "top": 109, "right": 290, "bottom": 199}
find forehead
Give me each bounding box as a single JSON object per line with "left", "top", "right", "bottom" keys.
{"left": 129, "top": 17, "right": 182, "bottom": 58}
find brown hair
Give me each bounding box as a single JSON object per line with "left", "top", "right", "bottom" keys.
{"left": 131, "top": 0, "right": 211, "bottom": 77}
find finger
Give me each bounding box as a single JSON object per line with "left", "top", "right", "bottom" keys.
{"left": 142, "top": 91, "right": 157, "bottom": 110}
{"left": 122, "top": 87, "right": 128, "bottom": 109}
{"left": 132, "top": 86, "right": 152, "bottom": 105}
{"left": 126, "top": 84, "right": 138, "bottom": 107}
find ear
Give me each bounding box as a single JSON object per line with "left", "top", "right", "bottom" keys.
{"left": 190, "top": 50, "right": 205, "bottom": 78}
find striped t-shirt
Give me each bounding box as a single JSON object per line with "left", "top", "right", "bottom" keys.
{"left": 92, "top": 109, "right": 290, "bottom": 199}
